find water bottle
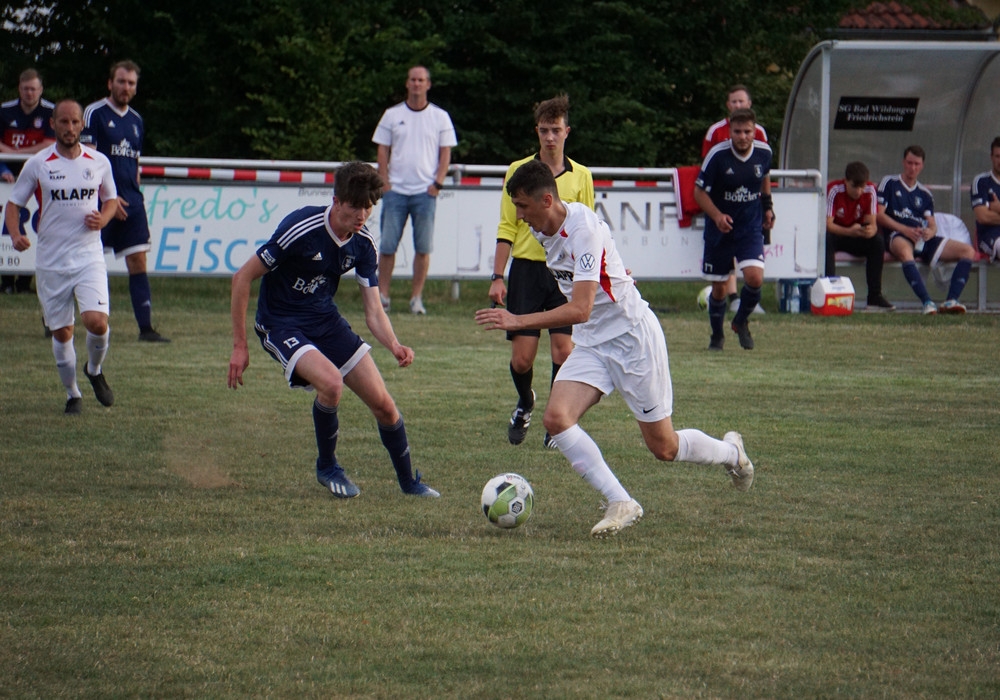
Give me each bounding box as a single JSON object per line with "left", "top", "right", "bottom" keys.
{"left": 790, "top": 284, "right": 800, "bottom": 313}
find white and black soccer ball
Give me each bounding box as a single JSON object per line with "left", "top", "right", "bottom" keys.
{"left": 481, "top": 473, "right": 534, "bottom": 529}
{"left": 697, "top": 285, "right": 712, "bottom": 310}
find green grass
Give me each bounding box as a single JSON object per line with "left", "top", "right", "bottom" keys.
{"left": 2, "top": 277, "right": 999, "bottom": 698}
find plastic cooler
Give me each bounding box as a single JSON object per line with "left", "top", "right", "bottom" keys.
{"left": 810, "top": 276, "right": 855, "bottom": 316}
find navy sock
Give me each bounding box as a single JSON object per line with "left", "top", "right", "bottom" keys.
{"left": 129, "top": 272, "right": 153, "bottom": 331}
{"left": 510, "top": 363, "right": 534, "bottom": 409}
{"left": 947, "top": 259, "right": 972, "bottom": 301}
{"left": 551, "top": 362, "right": 562, "bottom": 385}
{"left": 734, "top": 284, "right": 761, "bottom": 325}
{"left": 708, "top": 294, "right": 727, "bottom": 336}
{"left": 313, "top": 399, "right": 339, "bottom": 471}
{"left": 901, "top": 261, "right": 930, "bottom": 303}
{"left": 379, "top": 416, "right": 415, "bottom": 488}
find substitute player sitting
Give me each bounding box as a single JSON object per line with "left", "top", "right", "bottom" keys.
{"left": 5, "top": 99, "right": 119, "bottom": 414}
{"left": 476, "top": 160, "right": 754, "bottom": 539}
{"left": 694, "top": 108, "right": 774, "bottom": 351}
{"left": 228, "top": 161, "right": 439, "bottom": 499}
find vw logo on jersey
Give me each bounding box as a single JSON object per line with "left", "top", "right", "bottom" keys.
{"left": 579, "top": 253, "right": 596, "bottom": 272}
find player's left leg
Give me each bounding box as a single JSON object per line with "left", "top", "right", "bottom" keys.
{"left": 938, "top": 238, "right": 976, "bottom": 312}
{"left": 408, "top": 193, "right": 437, "bottom": 313}
{"left": 344, "top": 353, "right": 439, "bottom": 497}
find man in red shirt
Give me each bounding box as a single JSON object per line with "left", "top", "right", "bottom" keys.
{"left": 825, "top": 161, "right": 893, "bottom": 310}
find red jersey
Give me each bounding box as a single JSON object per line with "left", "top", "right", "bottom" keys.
{"left": 701, "top": 118, "right": 768, "bottom": 158}
{"left": 826, "top": 179, "right": 877, "bottom": 227}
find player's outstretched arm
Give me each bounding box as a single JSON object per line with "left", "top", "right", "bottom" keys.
{"left": 361, "top": 285, "right": 413, "bottom": 367}
{"left": 228, "top": 256, "right": 267, "bottom": 388}
{"left": 476, "top": 280, "right": 596, "bottom": 331}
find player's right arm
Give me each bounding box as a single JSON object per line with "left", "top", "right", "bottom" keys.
{"left": 228, "top": 255, "right": 268, "bottom": 389}
{"left": 4, "top": 201, "right": 29, "bottom": 251}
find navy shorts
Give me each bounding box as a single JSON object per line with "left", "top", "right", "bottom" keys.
{"left": 255, "top": 313, "right": 370, "bottom": 389}
{"left": 102, "top": 197, "right": 151, "bottom": 258}
{"left": 702, "top": 229, "right": 765, "bottom": 280}
{"left": 505, "top": 257, "right": 571, "bottom": 340}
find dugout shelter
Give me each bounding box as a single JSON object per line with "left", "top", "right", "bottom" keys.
{"left": 781, "top": 39, "right": 1000, "bottom": 221}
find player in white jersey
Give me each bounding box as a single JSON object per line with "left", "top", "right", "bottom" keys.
{"left": 5, "top": 99, "right": 119, "bottom": 414}
{"left": 476, "top": 160, "right": 755, "bottom": 539}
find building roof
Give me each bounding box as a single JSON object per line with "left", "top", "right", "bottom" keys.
{"left": 837, "top": 1, "right": 995, "bottom": 39}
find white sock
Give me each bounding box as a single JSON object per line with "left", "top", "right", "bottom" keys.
{"left": 52, "top": 337, "right": 81, "bottom": 399}
{"left": 86, "top": 329, "right": 110, "bottom": 375}
{"left": 549, "top": 424, "right": 630, "bottom": 503}
{"left": 676, "top": 428, "right": 738, "bottom": 466}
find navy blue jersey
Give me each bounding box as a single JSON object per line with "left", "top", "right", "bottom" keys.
{"left": 81, "top": 98, "right": 144, "bottom": 206}
{"left": 696, "top": 140, "right": 772, "bottom": 240}
{"left": 255, "top": 205, "right": 379, "bottom": 330}
{"left": 877, "top": 175, "right": 934, "bottom": 230}
{"left": 971, "top": 170, "right": 1000, "bottom": 244}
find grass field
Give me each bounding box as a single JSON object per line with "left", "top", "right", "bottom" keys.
{"left": 2, "top": 276, "right": 998, "bottom": 698}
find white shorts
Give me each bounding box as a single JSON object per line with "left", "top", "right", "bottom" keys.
{"left": 36, "top": 265, "right": 110, "bottom": 331}
{"left": 555, "top": 308, "right": 673, "bottom": 422}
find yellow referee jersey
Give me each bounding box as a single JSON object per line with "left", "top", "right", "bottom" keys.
{"left": 497, "top": 154, "right": 595, "bottom": 262}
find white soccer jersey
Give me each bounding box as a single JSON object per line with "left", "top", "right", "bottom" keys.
{"left": 532, "top": 202, "right": 648, "bottom": 347}
{"left": 8, "top": 144, "right": 117, "bottom": 272}
{"left": 372, "top": 102, "right": 457, "bottom": 195}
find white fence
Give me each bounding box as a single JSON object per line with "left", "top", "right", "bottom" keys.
{"left": 1, "top": 157, "right": 823, "bottom": 280}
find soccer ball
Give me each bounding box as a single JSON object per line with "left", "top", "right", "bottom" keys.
{"left": 481, "top": 473, "right": 534, "bottom": 529}
{"left": 697, "top": 285, "right": 712, "bottom": 310}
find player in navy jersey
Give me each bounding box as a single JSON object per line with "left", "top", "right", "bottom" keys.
{"left": 876, "top": 145, "right": 976, "bottom": 314}
{"left": 82, "top": 60, "right": 169, "bottom": 342}
{"left": 694, "top": 108, "right": 774, "bottom": 351}
{"left": 971, "top": 137, "right": 1000, "bottom": 262}
{"left": 228, "top": 161, "right": 439, "bottom": 500}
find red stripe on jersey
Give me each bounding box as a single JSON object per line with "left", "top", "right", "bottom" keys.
{"left": 599, "top": 250, "right": 615, "bottom": 302}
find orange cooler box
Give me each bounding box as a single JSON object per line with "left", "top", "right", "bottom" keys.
{"left": 810, "top": 277, "right": 855, "bottom": 316}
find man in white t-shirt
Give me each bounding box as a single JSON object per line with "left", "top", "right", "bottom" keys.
{"left": 5, "top": 99, "right": 119, "bottom": 414}
{"left": 372, "top": 66, "right": 457, "bottom": 315}
{"left": 476, "top": 160, "right": 756, "bottom": 539}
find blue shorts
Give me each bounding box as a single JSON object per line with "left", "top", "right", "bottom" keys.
{"left": 379, "top": 190, "right": 436, "bottom": 255}
{"left": 255, "top": 314, "right": 371, "bottom": 389}
{"left": 701, "top": 229, "right": 765, "bottom": 281}
{"left": 887, "top": 232, "right": 944, "bottom": 265}
{"left": 102, "top": 198, "right": 151, "bottom": 258}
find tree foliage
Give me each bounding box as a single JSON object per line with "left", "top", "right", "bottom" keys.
{"left": 1, "top": 0, "right": 856, "bottom": 166}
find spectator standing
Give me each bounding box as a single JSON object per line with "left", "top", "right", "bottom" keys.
{"left": 970, "top": 136, "right": 1000, "bottom": 261}
{"left": 825, "top": 161, "right": 894, "bottom": 310}
{"left": 228, "top": 162, "right": 439, "bottom": 500}
{"left": 82, "top": 60, "right": 169, "bottom": 342}
{"left": 4, "top": 100, "right": 119, "bottom": 413}
{"left": 876, "top": 145, "right": 976, "bottom": 314}
{"left": 490, "top": 94, "right": 593, "bottom": 448}
{"left": 476, "top": 160, "right": 754, "bottom": 539}
{"left": 694, "top": 108, "right": 774, "bottom": 351}
{"left": 372, "top": 66, "right": 457, "bottom": 315}
{"left": 1, "top": 68, "right": 55, "bottom": 294}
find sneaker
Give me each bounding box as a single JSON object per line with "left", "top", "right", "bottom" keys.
{"left": 731, "top": 319, "right": 754, "bottom": 350}
{"left": 542, "top": 432, "right": 558, "bottom": 449}
{"left": 922, "top": 300, "right": 938, "bottom": 316}
{"left": 409, "top": 297, "right": 427, "bottom": 315}
{"left": 939, "top": 299, "right": 966, "bottom": 314}
{"left": 708, "top": 333, "right": 725, "bottom": 351}
{"left": 138, "top": 329, "right": 171, "bottom": 343}
{"left": 723, "top": 431, "right": 755, "bottom": 492}
{"left": 590, "top": 499, "right": 644, "bottom": 538}
{"left": 317, "top": 465, "right": 361, "bottom": 499}
{"left": 82, "top": 365, "right": 114, "bottom": 406}
{"left": 64, "top": 397, "right": 82, "bottom": 415}
{"left": 866, "top": 295, "right": 896, "bottom": 311}
{"left": 380, "top": 295, "right": 391, "bottom": 313}
{"left": 401, "top": 470, "right": 440, "bottom": 497}
{"left": 508, "top": 390, "right": 535, "bottom": 445}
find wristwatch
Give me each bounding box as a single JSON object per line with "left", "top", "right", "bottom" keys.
{"left": 491, "top": 274, "right": 504, "bottom": 281}
{"left": 434, "top": 181, "right": 446, "bottom": 190}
